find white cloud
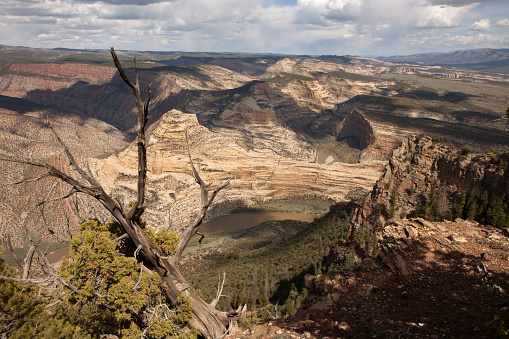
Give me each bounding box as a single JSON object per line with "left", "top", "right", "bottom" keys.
{"left": 496, "top": 18, "right": 509, "bottom": 27}
{"left": 72, "top": 0, "right": 177, "bottom": 5}
{"left": 417, "top": 4, "right": 474, "bottom": 28}
{"left": 470, "top": 18, "right": 491, "bottom": 31}
{"left": 0, "top": 0, "right": 507, "bottom": 56}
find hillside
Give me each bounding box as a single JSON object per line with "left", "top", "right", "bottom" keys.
{"left": 242, "top": 217, "right": 508, "bottom": 338}
{"left": 381, "top": 48, "right": 509, "bottom": 74}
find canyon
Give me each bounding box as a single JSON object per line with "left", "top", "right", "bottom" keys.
{"left": 0, "top": 45, "right": 508, "bottom": 246}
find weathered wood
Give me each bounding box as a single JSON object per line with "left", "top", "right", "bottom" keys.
{"left": 0, "top": 48, "right": 237, "bottom": 338}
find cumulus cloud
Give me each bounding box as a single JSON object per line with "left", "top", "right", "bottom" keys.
{"left": 72, "top": 0, "right": 177, "bottom": 5}
{"left": 496, "top": 18, "right": 509, "bottom": 27}
{"left": 470, "top": 18, "right": 491, "bottom": 31}
{"left": 417, "top": 4, "right": 474, "bottom": 28}
{"left": 0, "top": 0, "right": 507, "bottom": 56}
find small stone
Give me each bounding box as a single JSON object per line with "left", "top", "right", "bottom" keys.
{"left": 448, "top": 234, "right": 467, "bottom": 243}
{"left": 303, "top": 331, "right": 311, "bottom": 338}
{"left": 338, "top": 322, "right": 350, "bottom": 330}
{"left": 276, "top": 329, "right": 283, "bottom": 335}
{"left": 341, "top": 306, "right": 347, "bottom": 311}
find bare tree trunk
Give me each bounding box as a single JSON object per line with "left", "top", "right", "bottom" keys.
{"left": 0, "top": 48, "right": 241, "bottom": 338}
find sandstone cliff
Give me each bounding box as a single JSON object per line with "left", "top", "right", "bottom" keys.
{"left": 91, "top": 110, "right": 384, "bottom": 234}
{"left": 367, "top": 135, "right": 509, "bottom": 223}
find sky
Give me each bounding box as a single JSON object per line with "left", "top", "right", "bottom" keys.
{"left": 0, "top": 0, "right": 508, "bottom": 57}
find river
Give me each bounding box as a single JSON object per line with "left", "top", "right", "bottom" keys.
{"left": 316, "top": 140, "right": 335, "bottom": 164}
{"left": 199, "top": 211, "right": 318, "bottom": 235}
{"left": 47, "top": 211, "right": 319, "bottom": 264}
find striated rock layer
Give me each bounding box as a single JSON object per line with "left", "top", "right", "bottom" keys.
{"left": 91, "top": 110, "right": 385, "bottom": 233}
{"left": 0, "top": 107, "right": 128, "bottom": 247}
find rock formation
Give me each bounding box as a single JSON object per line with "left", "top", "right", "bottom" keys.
{"left": 1, "top": 45, "right": 509, "bottom": 250}
{"left": 367, "top": 135, "right": 509, "bottom": 223}
{"left": 91, "top": 110, "right": 385, "bottom": 234}
{"left": 336, "top": 110, "right": 376, "bottom": 149}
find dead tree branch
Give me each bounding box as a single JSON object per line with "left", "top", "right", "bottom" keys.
{"left": 0, "top": 48, "right": 238, "bottom": 339}
{"left": 172, "top": 130, "right": 231, "bottom": 263}
{"left": 210, "top": 272, "right": 227, "bottom": 307}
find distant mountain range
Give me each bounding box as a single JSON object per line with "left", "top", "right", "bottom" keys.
{"left": 2, "top": 44, "right": 509, "bottom": 74}
{"left": 379, "top": 48, "right": 509, "bottom": 74}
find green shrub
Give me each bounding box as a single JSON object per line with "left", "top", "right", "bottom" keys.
{"left": 492, "top": 310, "right": 509, "bottom": 337}
{"left": 431, "top": 136, "right": 444, "bottom": 143}
{"left": 461, "top": 145, "right": 472, "bottom": 156}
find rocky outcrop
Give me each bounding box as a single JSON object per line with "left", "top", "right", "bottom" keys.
{"left": 370, "top": 136, "right": 508, "bottom": 220}
{"left": 346, "top": 135, "right": 509, "bottom": 248}
{"left": 295, "top": 217, "right": 509, "bottom": 338}
{"left": 91, "top": 110, "right": 385, "bottom": 234}
{"left": 337, "top": 110, "right": 375, "bottom": 149}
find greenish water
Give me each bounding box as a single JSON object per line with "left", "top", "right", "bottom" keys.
{"left": 199, "top": 211, "right": 318, "bottom": 235}
{"left": 45, "top": 211, "right": 319, "bottom": 264}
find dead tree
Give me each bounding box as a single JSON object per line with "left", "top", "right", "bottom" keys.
{"left": 0, "top": 48, "right": 242, "bottom": 338}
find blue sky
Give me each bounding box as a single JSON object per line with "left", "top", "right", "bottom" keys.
{"left": 0, "top": 0, "right": 508, "bottom": 56}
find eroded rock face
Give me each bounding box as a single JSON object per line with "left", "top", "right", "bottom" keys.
{"left": 91, "top": 110, "right": 385, "bottom": 233}
{"left": 350, "top": 135, "right": 509, "bottom": 235}
{"left": 0, "top": 107, "right": 128, "bottom": 246}
{"left": 337, "top": 110, "right": 376, "bottom": 149}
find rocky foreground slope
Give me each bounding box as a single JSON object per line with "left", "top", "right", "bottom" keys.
{"left": 240, "top": 218, "right": 508, "bottom": 338}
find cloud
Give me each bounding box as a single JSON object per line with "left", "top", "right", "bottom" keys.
{"left": 72, "top": 0, "right": 177, "bottom": 5}
{"left": 496, "top": 18, "right": 509, "bottom": 27}
{"left": 470, "top": 18, "right": 491, "bottom": 31}
{"left": 417, "top": 4, "right": 474, "bottom": 28}
{"left": 427, "top": 0, "right": 501, "bottom": 6}
{"left": 0, "top": 0, "right": 507, "bottom": 56}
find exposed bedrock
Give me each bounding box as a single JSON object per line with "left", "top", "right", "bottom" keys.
{"left": 337, "top": 110, "right": 376, "bottom": 149}
{"left": 91, "top": 110, "right": 385, "bottom": 234}
{"left": 352, "top": 135, "right": 509, "bottom": 233}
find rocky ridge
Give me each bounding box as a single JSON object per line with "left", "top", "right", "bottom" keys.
{"left": 366, "top": 136, "right": 509, "bottom": 224}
